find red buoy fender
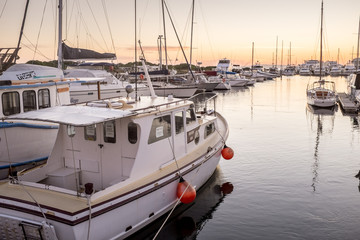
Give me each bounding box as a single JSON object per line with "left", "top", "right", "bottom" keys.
{"left": 140, "top": 74, "right": 144, "bottom": 80}
{"left": 221, "top": 145, "right": 234, "bottom": 160}
{"left": 177, "top": 177, "right": 196, "bottom": 204}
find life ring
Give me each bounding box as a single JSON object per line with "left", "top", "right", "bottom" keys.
{"left": 222, "top": 78, "right": 226, "bottom": 83}
{"left": 140, "top": 74, "right": 144, "bottom": 80}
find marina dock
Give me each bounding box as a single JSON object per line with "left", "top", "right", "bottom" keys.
{"left": 338, "top": 92, "right": 358, "bottom": 113}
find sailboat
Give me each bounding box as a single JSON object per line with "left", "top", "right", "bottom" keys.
{"left": 306, "top": 1, "right": 337, "bottom": 108}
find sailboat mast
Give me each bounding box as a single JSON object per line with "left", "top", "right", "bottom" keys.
{"left": 14, "top": 0, "right": 30, "bottom": 64}
{"left": 161, "top": 0, "right": 168, "bottom": 70}
{"left": 281, "top": 40, "right": 283, "bottom": 77}
{"left": 190, "top": 0, "right": 195, "bottom": 69}
{"left": 356, "top": 16, "right": 360, "bottom": 70}
{"left": 135, "top": 0, "right": 138, "bottom": 99}
{"left": 319, "top": 0, "right": 323, "bottom": 80}
{"left": 251, "top": 42, "right": 254, "bottom": 71}
{"left": 289, "top": 42, "right": 292, "bottom": 66}
{"left": 57, "top": 0, "right": 63, "bottom": 69}
{"left": 275, "top": 36, "right": 278, "bottom": 68}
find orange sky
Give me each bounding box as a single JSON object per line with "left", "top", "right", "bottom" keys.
{"left": 1, "top": 0, "right": 359, "bottom": 66}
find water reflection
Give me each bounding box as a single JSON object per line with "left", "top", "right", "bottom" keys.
{"left": 125, "top": 168, "right": 232, "bottom": 240}
{"left": 306, "top": 105, "right": 336, "bottom": 192}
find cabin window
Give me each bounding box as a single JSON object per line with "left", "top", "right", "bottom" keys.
{"left": 67, "top": 125, "right": 75, "bottom": 137}
{"left": 205, "top": 122, "right": 215, "bottom": 139}
{"left": 38, "top": 89, "right": 50, "bottom": 109}
{"left": 175, "top": 111, "right": 184, "bottom": 134}
{"left": 23, "top": 90, "right": 36, "bottom": 112}
{"left": 186, "top": 108, "right": 196, "bottom": 125}
{"left": 128, "top": 122, "right": 138, "bottom": 144}
{"left": 104, "top": 121, "right": 116, "bottom": 143}
{"left": 84, "top": 124, "right": 96, "bottom": 141}
{"left": 187, "top": 126, "right": 200, "bottom": 144}
{"left": 2, "top": 92, "right": 20, "bottom": 116}
{"left": 148, "top": 115, "right": 171, "bottom": 144}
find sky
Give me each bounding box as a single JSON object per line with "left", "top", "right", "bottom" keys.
{"left": 1, "top": 0, "right": 360, "bottom": 67}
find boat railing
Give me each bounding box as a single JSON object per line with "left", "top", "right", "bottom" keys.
{"left": 188, "top": 92, "right": 217, "bottom": 116}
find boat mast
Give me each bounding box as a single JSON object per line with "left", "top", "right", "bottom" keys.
{"left": 190, "top": 0, "right": 195, "bottom": 69}
{"left": 251, "top": 42, "right": 254, "bottom": 71}
{"left": 57, "top": 0, "right": 63, "bottom": 69}
{"left": 356, "top": 16, "right": 360, "bottom": 71}
{"left": 337, "top": 48, "right": 340, "bottom": 64}
{"left": 14, "top": 0, "right": 30, "bottom": 64}
{"left": 161, "top": 0, "right": 168, "bottom": 70}
{"left": 275, "top": 36, "right": 278, "bottom": 68}
{"left": 135, "top": 0, "right": 138, "bottom": 100}
{"left": 319, "top": 0, "right": 323, "bottom": 81}
{"left": 281, "top": 40, "right": 283, "bottom": 77}
{"left": 289, "top": 42, "right": 292, "bottom": 66}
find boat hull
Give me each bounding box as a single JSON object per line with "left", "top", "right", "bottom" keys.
{"left": 0, "top": 121, "right": 58, "bottom": 179}
{"left": 154, "top": 87, "right": 197, "bottom": 98}
{"left": 0, "top": 146, "right": 223, "bottom": 240}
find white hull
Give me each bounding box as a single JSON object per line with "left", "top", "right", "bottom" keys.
{"left": 228, "top": 79, "right": 248, "bottom": 87}
{"left": 307, "top": 97, "right": 336, "bottom": 107}
{"left": 0, "top": 147, "right": 221, "bottom": 240}
{"left": 70, "top": 85, "right": 150, "bottom": 103}
{"left": 214, "top": 81, "right": 231, "bottom": 90}
{"left": 0, "top": 122, "right": 58, "bottom": 178}
{"left": 154, "top": 86, "right": 197, "bottom": 98}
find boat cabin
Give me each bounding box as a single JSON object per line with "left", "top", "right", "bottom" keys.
{"left": 14, "top": 96, "right": 219, "bottom": 194}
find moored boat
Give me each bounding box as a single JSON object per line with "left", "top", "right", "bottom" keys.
{"left": 0, "top": 66, "right": 230, "bottom": 239}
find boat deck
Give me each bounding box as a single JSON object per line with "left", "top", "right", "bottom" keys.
{"left": 337, "top": 92, "right": 358, "bottom": 113}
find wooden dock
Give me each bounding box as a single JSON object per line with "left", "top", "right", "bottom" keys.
{"left": 337, "top": 92, "right": 358, "bottom": 113}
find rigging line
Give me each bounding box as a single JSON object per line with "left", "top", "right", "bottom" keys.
{"left": 167, "top": 137, "right": 181, "bottom": 176}
{"left": 10, "top": 177, "right": 59, "bottom": 240}
{"left": 51, "top": 0, "right": 57, "bottom": 60}
{"left": 164, "top": 0, "right": 196, "bottom": 81}
{"left": 22, "top": 35, "right": 52, "bottom": 60}
{"left": 102, "top": 0, "right": 117, "bottom": 57}
{"left": 0, "top": 0, "right": 8, "bottom": 20}
{"left": 33, "top": 0, "right": 49, "bottom": 61}
{"left": 86, "top": 0, "right": 109, "bottom": 52}
{"left": 175, "top": 2, "right": 192, "bottom": 62}
{"left": 139, "top": 0, "right": 150, "bottom": 40}
{"left": 198, "top": 0, "right": 215, "bottom": 63}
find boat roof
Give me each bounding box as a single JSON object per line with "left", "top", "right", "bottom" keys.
{"left": 4, "top": 105, "right": 135, "bottom": 126}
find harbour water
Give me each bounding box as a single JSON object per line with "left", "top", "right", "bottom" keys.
{"left": 128, "top": 75, "right": 360, "bottom": 239}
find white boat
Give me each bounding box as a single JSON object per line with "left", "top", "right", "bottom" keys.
{"left": 153, "top": 82, "right": 198, "bottom": 98}
{"left": 0, "top": 67, "right": 230, "bottom": 239}
{"left": 343, "top": 63, "right": 356, "bottom": 76}
{"left": 329, "top": 65, "right": 342, "bottom": 76}
{"left": 299, "top": 65, "right": 312, "bottom": 76}
{"left": 0, "top": 64, "right": 72, "bottom": 179}
{"left": 306, "top": 2, "right": 337, "bottom": 109}
{"left": 307, "top": 80, "right": 337, "bottom": 108}
{"left": 313, "top": 65, "right": 328, "bottom": 76}
{"left": 347, "top": 72, "right": 360, "bottom": 104}
{"left": 219, "top": 72, "right": 248, "bottom": 87}
{"left": 215, "top": 58, "right": 233, "bottom": 72}
{"left": 282, "top": 65, "right": 296, "bottom": 76}
{"left": 64, "top": 69, "right": 150, "bottom": 103}
{"left": 207, "top": 76, "right": 231, "bottom": 90}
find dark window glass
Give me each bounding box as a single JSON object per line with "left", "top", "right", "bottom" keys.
{"left": 2, "top": 92, "right": 20, "bottom": 116}
{"left": 148, "top": 115, "right": 171, "bottom": 144}
{"left": 128, "top": 122, "right": 138, "bottom": 144}
{"left": 38, "top": 89, "right": 50, "bottom": 109}
{"left": 104, "top": 121, "right": 116, "bottom": 143}
{"left": 175, "top": 111, "right": 184, "bottom": 134}
{"left": 23, "top": 90, "right": 36, "bottom": 112}
{"left": 205, "top": 122, "right": 215, "bottom": 138}
{"left": 186, "top": 108, "right": 196, "bottom": 124}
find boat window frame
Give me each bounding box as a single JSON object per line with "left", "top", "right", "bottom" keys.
{"left": 204, "top": 122, "right": 216, "bottom": 139}
{"left": 185, "top": 107, "right": 196, "bottom": 125}
{"left": 38, "top": 88, "right": 51, "bottom": 109}
{"left": 2, "top": 91, "right": 21, "bottom": 116}
{"left": 84, "top": 124, "right": 97, "bottom": 141}
{"left": 148, "top": 114, "right": 172, "bottom": 144}
{"left": 175, "top": 111, "right": 184, "bottom": 135}
{"left": 104, "top": 120, "right": 116, "bottom": 143}
{"left": 128, "top": 122, "right": 138, "bottom": 144}
{"left": 22, "top": 90, "right": 37, "bottom": 112}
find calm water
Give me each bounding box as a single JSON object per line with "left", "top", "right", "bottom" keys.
{"left": 128, "top": 76, "right": 360, "bottom": 240}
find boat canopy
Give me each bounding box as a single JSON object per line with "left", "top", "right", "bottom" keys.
{"left": 4, "top": 105, "right": 135, "bottom": 126}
